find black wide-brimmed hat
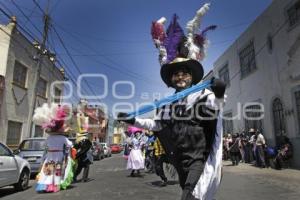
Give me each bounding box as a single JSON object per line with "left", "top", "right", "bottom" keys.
{"left": 151, "top": 3, "right": 215, "bottom": 87}
{"left": 160, "top": 57, "right": 204, "bottom": 87}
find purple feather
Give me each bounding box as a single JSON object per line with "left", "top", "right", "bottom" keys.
{"left": 201, "top": 25, "right": 217, "bottom": 35}
{"left": 194, "top": 25, "right": 217, "bottom": 47}
{"left": 163, "top": 14, "right": 184, "bottom": 63}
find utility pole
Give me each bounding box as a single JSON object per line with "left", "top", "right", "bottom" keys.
{"left": 27, "top": 0, "right": 50, "bottom": 137}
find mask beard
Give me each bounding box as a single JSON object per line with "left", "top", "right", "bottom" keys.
{"left": 173, "top": 78, "right": 192, "bottom": 91}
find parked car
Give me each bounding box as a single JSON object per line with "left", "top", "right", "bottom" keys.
{"left": 0, "top": 142, "right": 31, "bottom": 191}
{"left": 100, "top": 143, "right": 112, "bottom": 157}
{"left": 92, "top": 141, "right": 104, "bottom": 160}
{"left": 15, "top": 138, "right": 46, "bottom": 174}
{"left": 118, "top": 143, "right": 124, "bottom": 152}
{"left": 110, "top": 144, "right": 121, "bottom": 154}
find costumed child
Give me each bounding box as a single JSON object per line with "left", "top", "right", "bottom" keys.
{"left": 118, "top": 3, "right": 226, "bottom": 200}
{"left": 153, "top": 137, "right": 168, "bottom": 186}
{"left": 123, "top": 131, "right": 131, "bottom": 160}
{"left": 73, "top": 108, "right": 93, "bottom": 182}
{"left": 126, "top": 126, "right": 146, "bottom": 177}
{"left": 144, "top": 132, "right": 156, "bottom": 173}
{"left": 33, "top": 103, "right": 74, "bottom": 193}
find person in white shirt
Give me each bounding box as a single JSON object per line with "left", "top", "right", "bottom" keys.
{"left": 255, "top": 131, "right": 266, "bottom": 168}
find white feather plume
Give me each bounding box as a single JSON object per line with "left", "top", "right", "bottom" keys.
{"left": 186, "top": 3, "right": 210, "bottom": 35}
{"left": 32, "top": 103, "right": 58, "bottom": 126}
{"left": 185, "top": 3, "right": 210, "bottom": 61}
{"left": 159, "top": 45, "right": 167, "bottom": 64}
{"left": 157, "top": 17, "right": 167, "bottom": 25}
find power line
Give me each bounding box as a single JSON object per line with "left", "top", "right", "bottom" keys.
{"left": 53, "top": 23, "right": 162, "bottom": 85}
{"left": 52, "top": 26, "right": 104, "bottom": 103}
{"left": 22, "top": 2, "right": 38, "bottom": 27}
{"left": 218, "top": 20, "right": 252, "bottom": 30}
{"left": 55, "top": 50, "right": 156, "bottom": 57}
{"left": 22, "top": 0, "right": 99, "bottom": 103}
{"left": 4, "top": 1, "right": 99, "bottom": 104}
{"left": 0, "top": 5, "right": 80, "bottom": 105}
{"left": 49, "top": 0, "right": 62, "bottom": 14}
{"left": 32, "top": 0, "right": 46, "bottom": 15}
{"left": 51, "top": 19, "right": 253, "bottom": 45}
{"left": 11, "top": 0, "right": 43, "bottom": 37}
{"left": 0, "top": 6, "right": 40, "bottom": 42}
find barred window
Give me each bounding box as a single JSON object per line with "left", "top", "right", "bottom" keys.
{"left": 219, "top": 64, "right": 230, "bottom": 86}
{"left": 295, "top": 91, "right": 300, "bottom": 133}
{"left": 54, "top": 87, "right": 61, "bottom": 103}
{"left": 272, "top": 98, "right": 286, "bottom": 137}
{"left": 287, "top": 1, "right": 300, "bottom": 27}
{"left": 244, "top": 104, "right": 263, "bottom": 132}
{"left": 13, "top": 61, "right": 27, "bottom": 87}
{"left": 34, "top": 125, "right": 44, "bottom": 137}
{"left": 223, "top": 112, "right": 233, "bottom": 134}
{"left": 37, "top": 78, "right": 47, "bottom": 98}
{"left": 239, "top": 41, "right": 256, "bottom": 79}
{"left": 6, "top": 121, "right": 22, "bottom": 146}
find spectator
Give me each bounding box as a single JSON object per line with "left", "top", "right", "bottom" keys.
{"left": 228, "top": 134, "right": 240, "bottom": 166}
{"left": 222, "top": 135, "right": 229, "bottom": 160}
{"left": 238, "top": 133, "right": 246, "bottom": 163}
{"left": 255, "top": 131, "right": 266, "bottom": 168}
{"left": 274, "top": 136, "right": 293, "bottom": 170}
{"left": 242, "top": 134, "right": 251, "bottom": 163}
{"left": 248, "top": 128, "right": 257, "bottom": 164}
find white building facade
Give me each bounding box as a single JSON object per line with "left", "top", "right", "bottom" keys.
{"left": 213, "top": 0, "right": 300, "bottom": 168}
{"left": 0, "top": 19, "right": 64, "bottom": 148}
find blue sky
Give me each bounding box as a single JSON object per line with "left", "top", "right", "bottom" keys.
{"left": 0, "top": 0, "right": 273, "bottom": 115}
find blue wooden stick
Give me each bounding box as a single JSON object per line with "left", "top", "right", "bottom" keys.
{"left": 126, "top": 80, "right": 212, "bottom": 118}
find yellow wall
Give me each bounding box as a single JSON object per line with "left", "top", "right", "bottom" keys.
{"left": 113, "top": 133, "right": 121, "bottom": 144}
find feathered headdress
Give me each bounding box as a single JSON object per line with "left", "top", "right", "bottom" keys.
{"left": 33, "top": 103, "right": 69, "bottom": 134}
{"left": 127, "top": 126, "right": 143, "bottom": 135}
{"left": 151, "top": 3, "right": 216, "bottom": 87}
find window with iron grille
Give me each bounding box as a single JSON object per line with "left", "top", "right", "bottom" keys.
{"left": 272, "top": 98, "right": 286, "bottom": 137}
{"left": 37, "top": 77, "right": 47, "bottom": 98}
{"left": 239, "top": 41, "right": 256, "bottom": 79}
{"left": 295, "top": 91, "right": 300, "bottom": 133}
{"left": 223, "top": 112, "right": 233, "bottom": 134}
{"left": 219, "top": 64, "right": 230, "bottom": 87}
{"left": 54, "top": 87, "right": 61, "bottom": 103}
{"left": 34, "top": 125, "right": 44, "bottom": 137}
{"left": 244, "top": 104, "right": 263, "bottom": 132}
{"left": 13, "top": 61, "right": 27, "bottom": 87}
{"left": 287, "top": 1, "right": 300, "bottom": 27}
{"left": 6, "top": 121, "right": 22, "bottom": 146}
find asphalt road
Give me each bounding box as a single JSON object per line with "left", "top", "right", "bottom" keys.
{"left": 1, "top": 154, "right": 299, "bottom": 200}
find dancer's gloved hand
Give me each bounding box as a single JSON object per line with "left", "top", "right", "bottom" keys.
{"left": 210, "top": 77, "right": 226, "bottom": 98}
{"left": 117, "top": 112, "right": 136, "bottom": 125}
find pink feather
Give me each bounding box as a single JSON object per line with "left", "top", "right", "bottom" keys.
{"left": 151, "top": 21, "right": 166, "bottom": 43}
